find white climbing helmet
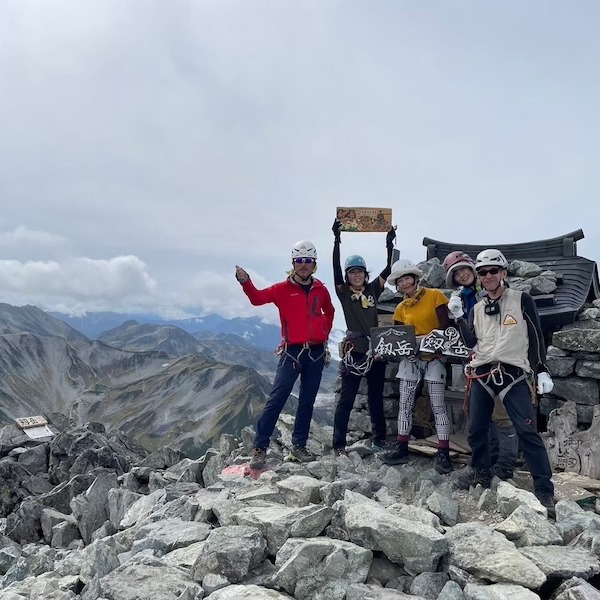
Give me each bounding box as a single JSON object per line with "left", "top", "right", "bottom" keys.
{"left": 386, "top": 259, "right": 423, "bottom": 285}
{"left": 291, "top": 240, "right": 317, "bottom": 260}
{"left": 475, "top": 248, "right": 509, "bottom": 270}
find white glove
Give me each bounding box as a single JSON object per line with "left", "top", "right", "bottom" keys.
{"left": 537, "top": 372, "right": 554, "bottom": 395}
{"left": 448, "top": 295, "right": 464, "bottom": 320}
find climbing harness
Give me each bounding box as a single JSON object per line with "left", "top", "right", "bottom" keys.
{"left": 274, "top": 341, "right": 326, "bottom": 368}
{"left": 463, "top": 362, "right": 530, "bottom": 414}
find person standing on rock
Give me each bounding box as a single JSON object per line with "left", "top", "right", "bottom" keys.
{"left": 235, "top": 240, "right": 335, "bottom": 469}
{"left": 381, "top": 259, "right": 454, "bottom": 474}
{"left": 331, "top": 218, "right": 396, "bottom": 456}
{"left": 450, "top": 248, "right": 556, "bottom": 516}
{"left": 443, "top": 251, "right": 518, "bottom": 480}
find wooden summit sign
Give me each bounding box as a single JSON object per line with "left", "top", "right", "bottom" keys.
{"left": 370, "top": 326, "right": 416, "bottom": 362}
{"left": 336, "top": 207, "right": 392, "bottom": 232}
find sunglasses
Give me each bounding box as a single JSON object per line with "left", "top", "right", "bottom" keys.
{"left": 476, "top": 267, "right": 500, "bottom": 277}
{"left": 293, "top": 257, "right": 315, "bottom": 264}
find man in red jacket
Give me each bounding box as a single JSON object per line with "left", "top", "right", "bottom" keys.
{"left": 236, "top": 240, "right": 335, "bottom": 469}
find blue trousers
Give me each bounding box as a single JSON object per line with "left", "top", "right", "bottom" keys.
{"left": 332, "top": 357, "right": 386, "bottom": 449}
{"left": 468, "top": 368, "right": 553, "bottom": 495}
{"left": 253, "top": 344, "right": 325, "bottom": 450}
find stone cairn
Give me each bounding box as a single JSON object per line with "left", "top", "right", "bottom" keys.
{"left": 1, "top": 413, "right": 600, "bottom": 600}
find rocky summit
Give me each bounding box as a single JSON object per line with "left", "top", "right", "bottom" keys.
{"left": 1, "top": 413, "right": 600, "bottom": 600}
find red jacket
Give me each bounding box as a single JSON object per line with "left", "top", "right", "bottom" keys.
{"left": 241, "top": 277, "right": 334, "bottom": 345}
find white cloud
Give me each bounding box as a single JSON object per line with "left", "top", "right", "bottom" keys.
{"left": 0, "top": 255, "right": 157, "bottom": 311}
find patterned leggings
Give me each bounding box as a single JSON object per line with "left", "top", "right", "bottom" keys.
{"left": 397, "top": 379, "right": 451, "bottom": 440}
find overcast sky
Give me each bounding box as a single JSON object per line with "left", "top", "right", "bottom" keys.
{"left": 1, "top": 0, "right": 598, "bottom": 329}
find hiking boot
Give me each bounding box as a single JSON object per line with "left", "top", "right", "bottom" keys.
{"left": 492, "top": 465, "right": 514, "bottom": 480}
{"left": 290, "top": 446, "right": 315, "bottom": 463}
{"left": 371, "top": 439, "right": 393, "bottom": 453}
{"left": 334, "top": 448, "right": 348, "bottom": 457}
{"left": 433, "top": 450, "right": 454, "bottom": 475}
{"left": 381, "top": 442, "right": 409, "bottom": 465}
{"left": 455, "top": 467, "right": 492, "bottom": 490}
{"left": 249, "top": 447, "right": 266, "bottom": 469}
{"left": 536, "top": 493, "right": 556, "bottom": 519}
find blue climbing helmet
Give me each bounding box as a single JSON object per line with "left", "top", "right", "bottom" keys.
{"left": 344, "top": 255, "right": 367, "bottom": 273}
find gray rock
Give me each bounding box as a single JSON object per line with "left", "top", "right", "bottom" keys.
{"left": 494, "top": 505, "right": 563, "bottom": 547}
{"left": 553, "top": 329, "right": 600, "bottom": 354}
{"left": 233, "top": 503, "right": 334, "bottom": 555}
{"left": 41, "top": 509, "right": 77, "bottom": 545}
{"left": 79, "top": 538, "right": 122, "bottom": 584}
{"left": 119, "top": 489, "right": 167, "bottom": 529}
{"left": 343, "top": 491, "right": 447, "bottom": 574}
{"left": 201, "top": 572, "right": 229, "bottom": 595}
{"left": 208, "top": 584, "right": 294, "bottom": 599}
{"left": 547, "top": 356, "right": 576, "bottom": 377}
{"left": 463, "top": 582, "right": 540, "bottom": 599}
{"left": 16, "top": 445, "right": 48, "bottom": 475}
{"left": 495, "top": 481, "right": 547, "bottom": 518}
{"left": 519, "top": 545, "right": 600, "bottom": 579}
{"left": 410, "top": 571, "right": 449, "bottom": 599}
{"left": 320, "top": 476, "right": 373, "bottom": 505}
{"left": 347, "top": 583, "right": 421, "bottom": 598}
{"left": 509, "top": 261, "right": 543, "bottom": 278}
{"left": 555, "top": 499, "right": 600, "bottom": 543}
{"left": 98, "top": 563, "right": 204, "bottom": 600}
{"left": 137, "top": 447, "right": 185, "bottom": 470}
{"left": 70, "top": 470, "right": 118, "bottom": 544}
{"left": 191, "top": 525, "right": 267, "bottom": 583}
{"left": 417, "top": 258, "right": 446, "bottom": 289}
{"left": 547, "top": 345, "right": 569, "bottom": 357}
{"left": 528, "top": 275, "right": 557, "bottom": 295}
{"left": 274, "top": 537, "right": 372, "bottom": 600}
{"left": 553, "top": 576, "right": 600, "bottom": 600}
{"left": 131, "top": 518, "right": 211, "bottom": 556}
{"left": 579, "top": 308, "right": 600, "bottom": 321}
{"left": 387, "top": 503, "right": 444, "bottom": 532}
{"left": 0, "top": 535, "right": 22, "bottom": 575}
{"left": 425, "top": 491, "right": 459, "bottom": 526}
{"left": 275, "top": 474, "right": 326, "bottom": 507}
{"left": 445, "top": 522, "right": 546, "bottom": 589}
{"left": 576, "top": 360, "right": 600, "bottom": 379}
{"left": 202, "top": 452, "right": 226, "bottom": 487}
{"left": 438, "top": 580, "right": 465, "bottom": 600}
{"left": 551, "top": 376, "right": 599, "bottom": 405}
{"left": 0, "top": 544, "right": 56, "bottom": 589}
{"left": 108, "top": 488, "right": 142, "bottom": 530}
{"left": 51, "top": 518, "right": 81, "bottom": 549}
{"left": 506, "top": 278, "right": 532, "bottom": 293}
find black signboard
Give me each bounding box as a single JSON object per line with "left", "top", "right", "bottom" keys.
{"left": 419, "top": 326, "right": 470, "bottom": 358}
{"left": 370, "top": 326, "right": 417, "bottom": 362}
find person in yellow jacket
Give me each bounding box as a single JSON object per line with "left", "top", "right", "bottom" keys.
{"left": 381, "top": 259, "right": 453, "bottom": 474}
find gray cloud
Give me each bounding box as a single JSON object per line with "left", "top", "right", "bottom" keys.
{"left": 0, "top": 1, "right": 598, "bottom": 329}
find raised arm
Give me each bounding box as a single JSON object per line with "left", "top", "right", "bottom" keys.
{"left": 378, "top": 226, "right": 396, "bottom": 289}
{"left": 235, "top": 265, "right": 275, "bottom": 306}
{"left": 332, "top": 219, "right": 344, "bottom": 290}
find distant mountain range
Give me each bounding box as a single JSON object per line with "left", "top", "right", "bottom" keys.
{"left": 52, "top": 310, "right": 341, "bottom": 391}
{"left": 49, "top": 311, "right": 283, "bottom": 351}
{"left": 0, "top": 305, "right": 339, "bottom": 456}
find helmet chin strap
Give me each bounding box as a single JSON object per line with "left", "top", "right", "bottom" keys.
{"left": 487, "top": 279, "right": 505, "bottom": 298}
